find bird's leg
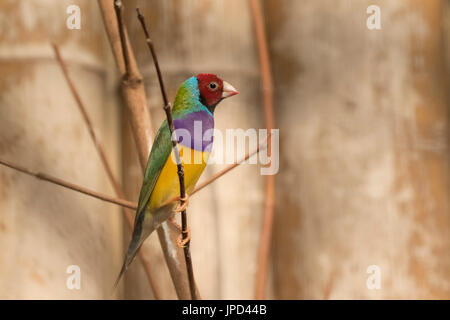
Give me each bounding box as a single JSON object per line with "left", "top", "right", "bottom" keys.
{"left": 176, "top": 227, "right": 191, "bottom": 248}
{"left": 174, "top": 194, "right": 190, "bottom": 213}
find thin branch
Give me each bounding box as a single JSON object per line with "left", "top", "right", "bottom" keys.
{"left": 52, "top": 44, "right": 161, "bottom": 299}
{"left": 190, "top": 134, "right": 269, "bottom": 198}
{"left": 249, "top": 0, "right": 276, "bottom": 300}
{"left": 0, "top": 134, "right": 268, "bottom": 212}
{"left": 137, "top": 8, "right": 197, "bottom": 300}
{"left": 52, "top": 44, "right": 122, "bottom": 197}
{"left": 0, "top": 158, "right": 136, "bottom": 210}
{"left": 135, "top": 9, "right": 169, "bottom": 107}
{"left": 113, "top": 1, "right": 134, "bottom": 83}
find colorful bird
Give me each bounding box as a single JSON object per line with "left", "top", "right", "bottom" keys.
{"left": 115, "top": 74, "right": 238, "bottom": 287}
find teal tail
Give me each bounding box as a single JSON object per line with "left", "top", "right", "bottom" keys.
{"left": 113, "top": 213, "right": 147, "bottom": 290}
{"left": 113, "top": 260, "right": 127, "bottom": 290}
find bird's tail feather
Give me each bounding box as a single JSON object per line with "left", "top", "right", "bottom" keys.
{"left": 112, "top": 209, "right": 159, "bottom": 291}
{"left": 113, "top": 232, "right": 143, "bottom": 290}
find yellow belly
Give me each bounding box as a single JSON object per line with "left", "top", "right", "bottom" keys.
{"left": 148, "top": 145, "right": 209, "bottom": 211}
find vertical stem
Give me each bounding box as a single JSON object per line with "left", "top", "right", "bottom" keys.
{"left": 249, "top": 0, "right": 276, "bottom": 300}
{"left": 137, "top": 8, "right": 198, "bottom": 300}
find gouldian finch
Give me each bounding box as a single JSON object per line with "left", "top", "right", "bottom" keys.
{"left": 115, "top": 74, "right": 238, "bottom": 286}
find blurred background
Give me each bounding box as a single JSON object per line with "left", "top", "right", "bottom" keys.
{"left": 0, "top": 0, "right": 449, "bottom": 299}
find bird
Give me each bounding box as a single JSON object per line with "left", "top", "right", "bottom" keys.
{"left": 114, "top": 73, "right": 238, "bottom": 287}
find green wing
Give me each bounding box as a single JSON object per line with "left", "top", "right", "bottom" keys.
{"left": 134, "top": 120, "right": 172, "bottom": 225}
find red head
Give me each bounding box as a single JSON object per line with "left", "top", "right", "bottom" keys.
{"left": 196, "top": 73, "right": 239, "bottom": 111}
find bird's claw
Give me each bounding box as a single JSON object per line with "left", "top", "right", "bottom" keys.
{"left": 171, "top": 195, "right": 191, "bottom": 247}
{"left": 176, "top": 227, "right": 191, "bottom": 248}
{"left": 174, "top": 194, "right": 190, "bottom": 213}
{"left": 168, "top": 217, "right": 191, "bottom": 247}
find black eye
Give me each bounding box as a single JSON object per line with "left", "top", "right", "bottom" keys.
{"left": 208, "top": 82, "right": 218, "bottom": 90}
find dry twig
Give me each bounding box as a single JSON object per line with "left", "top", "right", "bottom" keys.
{"left": 249, "top": 0, "right": 276, "bottom": 300}
{"left": 0, "top": 158, "right": 136, "bottom": 209}
{"left": 0, "top": 134, "right": 269, "bottom": 212}
{"left": 136, "top": 8, "right": 197, "bottom": 300}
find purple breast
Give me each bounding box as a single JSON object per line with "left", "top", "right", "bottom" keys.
{"left": 173, "top": 111, "right": 214, "bottom": 152}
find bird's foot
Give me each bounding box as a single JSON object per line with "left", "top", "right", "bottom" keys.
{"left": 174, "top": 194, "right": 190, "bottom": 213}
{"left": 176, "top": 227, "right": 191, "bottom": 248}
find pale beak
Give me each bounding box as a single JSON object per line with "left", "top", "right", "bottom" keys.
{"left": 222, "top": 81, "right": 239, "bottom": 98}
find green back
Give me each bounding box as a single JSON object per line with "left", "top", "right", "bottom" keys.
{"left": 134, "top": 120, "right": 171, "bottom": 223}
